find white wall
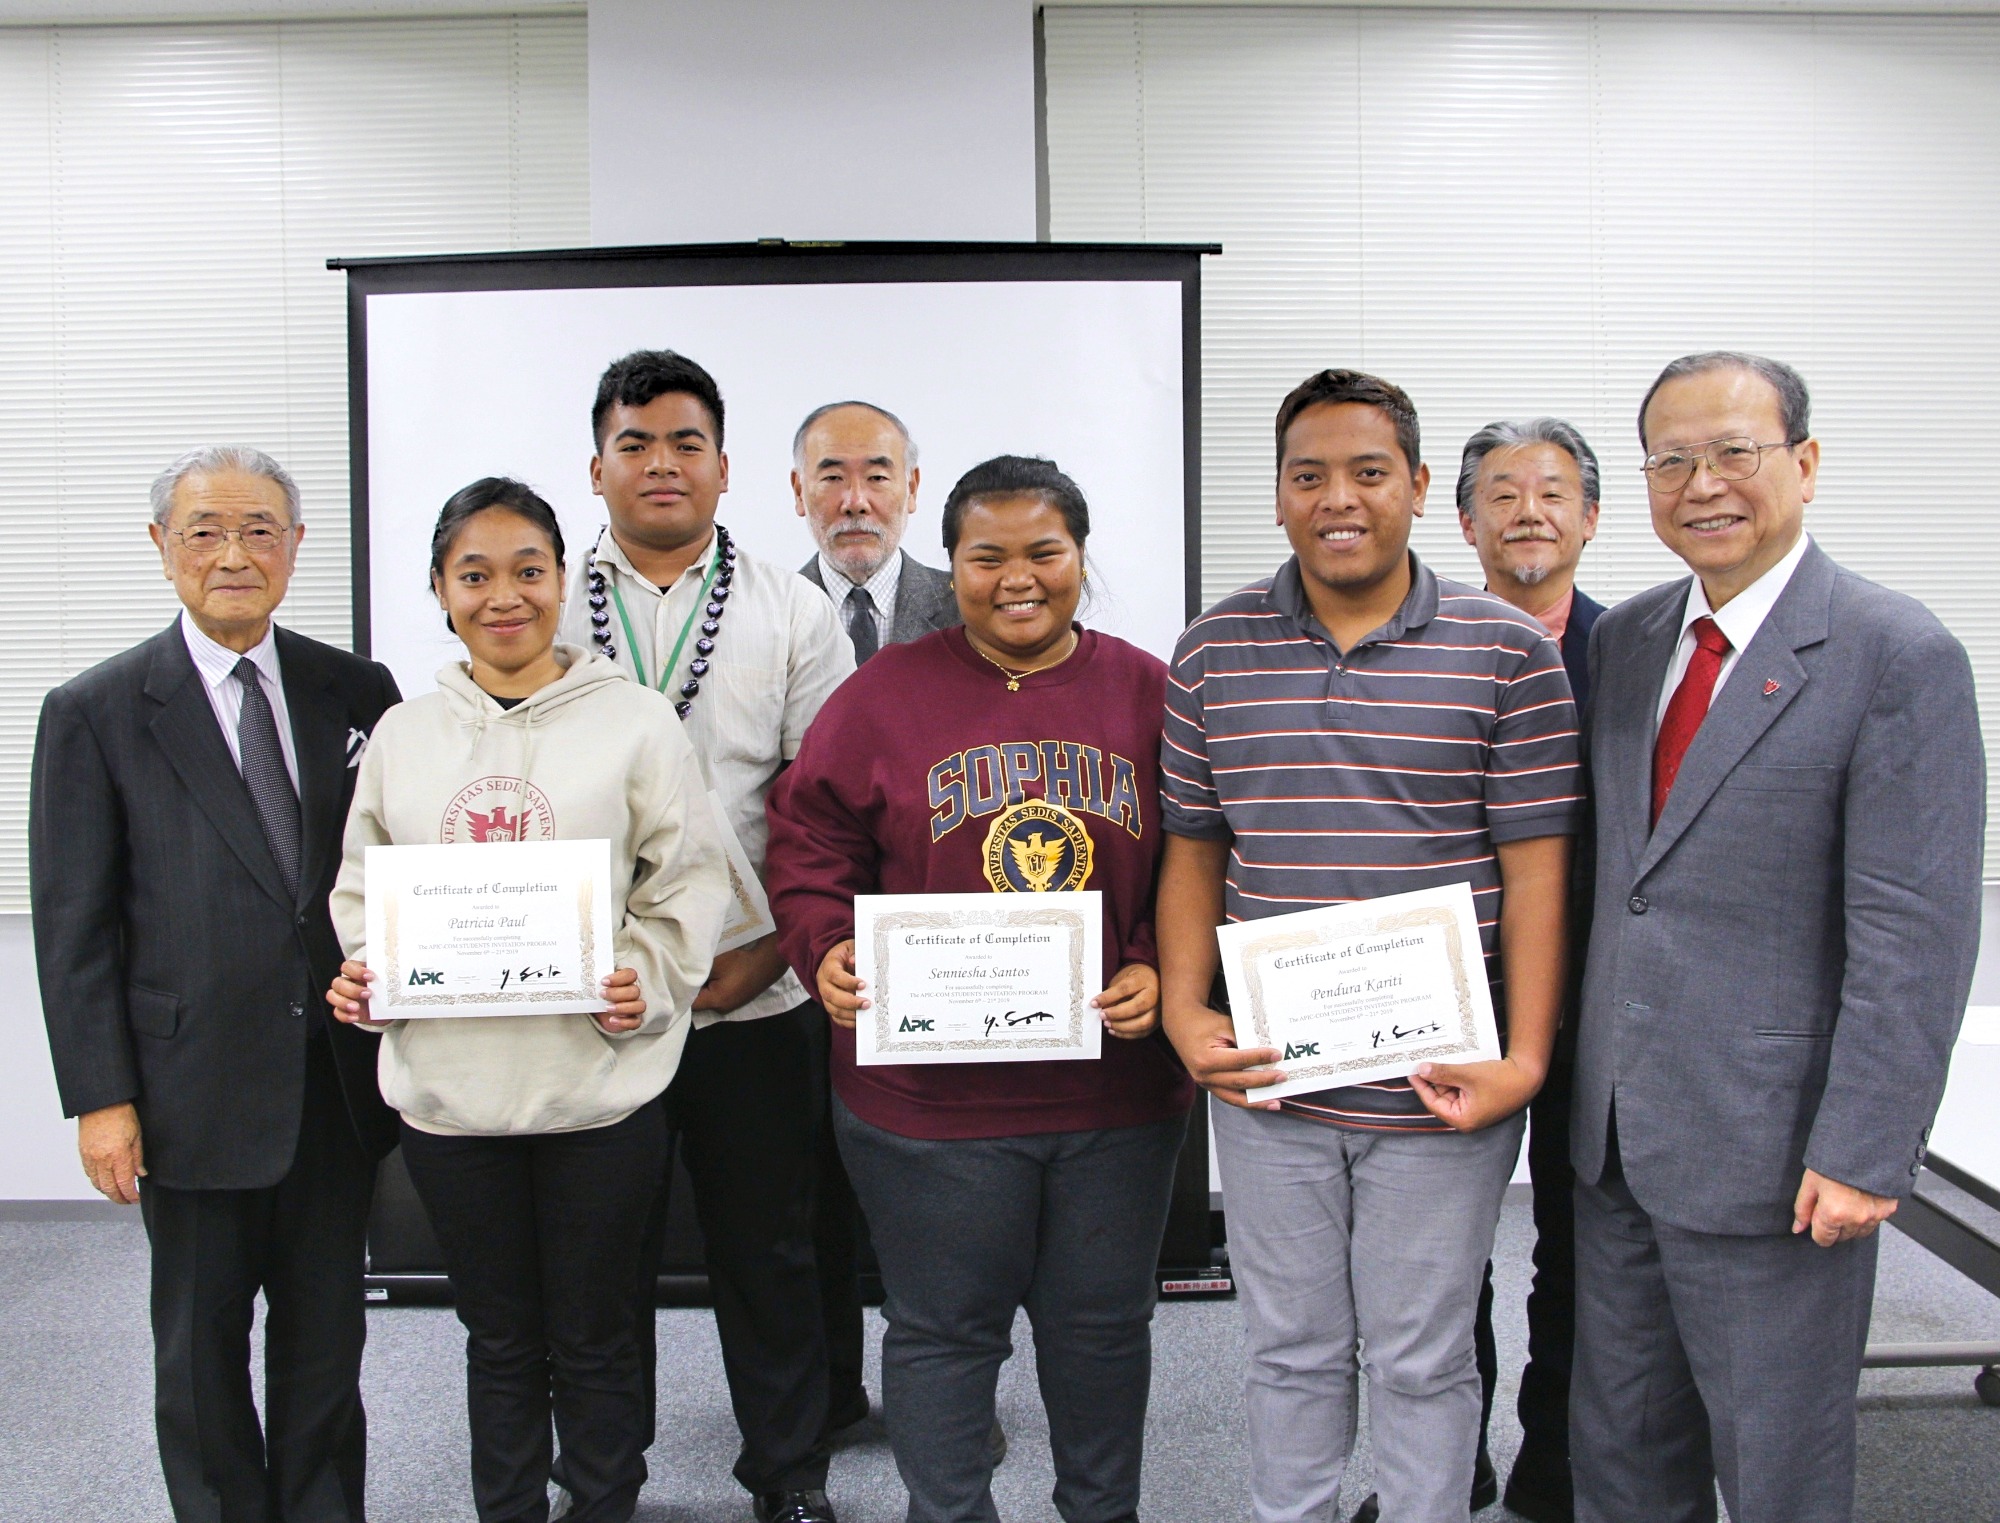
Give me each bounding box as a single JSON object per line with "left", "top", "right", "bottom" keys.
{"left": 587, "top": 0, "right": 1036, "bottom": 246}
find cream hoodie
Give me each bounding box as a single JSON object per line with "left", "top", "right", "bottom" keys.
{"left": 332, "top": 644, "right": 728, "bottom": 1136}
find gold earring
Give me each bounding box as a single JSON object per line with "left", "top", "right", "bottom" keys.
{"left": 948, "top": 579, "right": 955, "bottom": 590}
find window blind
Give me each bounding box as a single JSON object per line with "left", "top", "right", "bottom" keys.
{"left": 0, "top": 14, "right": 587, "bottom": 909}
{"left": 1045, "top": 5, "right": 2000, "bottom": 871}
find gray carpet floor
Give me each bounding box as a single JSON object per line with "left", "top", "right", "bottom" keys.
{"left": 5, "top": 1186, "right": 1997, "bottom": 1522}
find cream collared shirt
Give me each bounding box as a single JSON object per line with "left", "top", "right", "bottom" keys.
{"left": 1655, "top": 532, "right": 1812, "bottom": 726}
{"left": 559, "top": 525, "right": 854, "bottom": 1025}
{"left": 180, "top": 610, "right": 300, "bottom": 792}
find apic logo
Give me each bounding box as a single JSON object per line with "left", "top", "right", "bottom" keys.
{"left": 1282, "top": 1040, "right": 1321, "bottom": 1060}
{"left": 407, "top": 969, "right": 444, "bottom": 986}
{"left": 897, "top": 1017, "right": 935, "bottom": 1032}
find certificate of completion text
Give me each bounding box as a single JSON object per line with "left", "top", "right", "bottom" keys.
{"left": 1216, "top": 881, "right": 1500, "bottom": 1101}
{"left": 364, "top": 839, "right": 615, "bottom": 1019}
{"left": 854, "top": 891, "right": 1104, "bottom": 1065}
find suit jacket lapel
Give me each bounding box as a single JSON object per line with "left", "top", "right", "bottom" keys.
{"left": 1597, "top": 586, "right": 1686, "bottom": 876}
{"left": 1636, "top": 544, "right": 1833, "bottom": 878}
{"left": 143, "top": 624, "right": 293, "bottom": 912}
{"left": 279, "top": 629, "right": 345, "bottom": 910}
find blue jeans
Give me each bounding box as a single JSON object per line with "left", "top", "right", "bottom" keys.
{"left": 833, "top": 1098, "right": 1189, "bottom": 1523}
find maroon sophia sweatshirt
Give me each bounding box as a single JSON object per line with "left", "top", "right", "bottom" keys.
{"left": 765, "top": 625, "right": 1195, "bottom": 1140}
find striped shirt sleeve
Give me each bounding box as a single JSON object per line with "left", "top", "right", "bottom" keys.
{"left": 1484, "top": 630, "right": 1583, "bottom": 843}
{"left": 1160, "top": 621, "right": 1230, "bottom": 840}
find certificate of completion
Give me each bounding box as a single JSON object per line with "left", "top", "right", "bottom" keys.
{"left": 707, "top": 789, "right": 777, "bottom": 956}
{"left": 853, "top": 891, "right": 1103, "bottom": 1065}
{"left": 1216, "top": 881, "right": 1500, "bottom": 1102}
{"left": 363, "top": 839, "right": 615, "bottom": 1019}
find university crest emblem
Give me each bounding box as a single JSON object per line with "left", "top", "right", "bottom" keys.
{"left": 440, "top": 776, "right": 556, "bottom": 843}
{"left": 982, "top": 799, "right": 1093, "bottom": 893}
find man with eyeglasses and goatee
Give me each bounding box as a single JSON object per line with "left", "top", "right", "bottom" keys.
{"left": 1569, "top": 352, "right": 1983, "bottom": 1523}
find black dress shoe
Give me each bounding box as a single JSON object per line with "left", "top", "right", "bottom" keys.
{"left": 1500, "top": 1473, "right": 1572, "bottom": 1523}
{"left": 1348, "top": 1448, "right": 1498, "bottom": 1522}
{"left": 753, "top": 1488, "right": 838, "bottom": 1523}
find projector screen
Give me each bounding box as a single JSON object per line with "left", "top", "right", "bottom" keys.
{"left": 338, "top": 242, "right": 1209, "bottom": 700}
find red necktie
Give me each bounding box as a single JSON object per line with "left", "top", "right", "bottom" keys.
{"left": 1651, "top": 615, "right": 1731, "bottom": 827}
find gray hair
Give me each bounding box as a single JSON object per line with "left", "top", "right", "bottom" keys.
{"left": 1455, "top": 417, "right": 1602, "bottom": 517}
{"left": 1637, "top": 351, "right": 1811, "bottom": 447}
{"left": 791, "top": 400, "right": 919, "bottom": 472}
{"left": 149, "top": 446, "right": 301, "bottom": 526}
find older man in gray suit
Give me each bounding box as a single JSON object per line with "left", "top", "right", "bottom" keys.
{"left": 794, "top": 400, "right": 958, "bottom": 664}
{"left": 1571, "top": 351, "right": 1984, "bottom": 1523}
{"left": 791, "top": 398, "right": 960, "bottom": 1441}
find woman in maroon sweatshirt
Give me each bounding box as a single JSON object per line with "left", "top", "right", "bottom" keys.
{"left": 766, "top": 455, "right": 1193, "bottom": 1523}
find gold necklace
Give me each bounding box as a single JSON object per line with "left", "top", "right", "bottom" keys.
{"left": 971, "top": 629, "right": 1079, "bottom": 691}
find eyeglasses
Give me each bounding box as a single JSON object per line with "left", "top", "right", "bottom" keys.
{"left": 170, "top": 523, "right": 295, "bottom": 557}
{"left": 1640, "top": 437, "right": 1794, "bottom": 493}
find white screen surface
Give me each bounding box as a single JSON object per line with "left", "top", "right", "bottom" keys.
{"left": 363, "top": 278, "right": 1186, "bottom": 698}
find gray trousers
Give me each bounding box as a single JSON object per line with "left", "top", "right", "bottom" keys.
{"left": 833, "top": 1097, "right": 1189, "bottom": 1523}
{"left": 1211, "top": 1100, "right": 1524, "bottom": 1523}
{"left": 1570, "top": 1160, "right": 1879, "bottom": 1523}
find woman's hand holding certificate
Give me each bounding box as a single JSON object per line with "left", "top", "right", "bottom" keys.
{"left": 340, "top": 839, "right": 629, "bottom": 1023}
{"left": 837, "top": 891, "right": 1109, "bottom": 1064}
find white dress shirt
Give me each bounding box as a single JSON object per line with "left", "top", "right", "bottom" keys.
{"left": 1655, "top": 532, "right": 1811, "bottom": 726}
{"left": 180, "top": 610, "right": 300, "bottom": 791}
{"left": 815, "top": 549, "right": 903, "bottom": 646}
{"left": 559, "top": 526, "right": 854, "bottom": 1025}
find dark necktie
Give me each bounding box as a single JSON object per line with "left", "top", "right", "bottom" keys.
{"left": 234, "top": 656, "right": 302, "bottom": 898}
{"left": 845, "top": 585, "right": 880, "bottom": 665}
{"left": 1651, "top": 616, "right": 1731, "bottom": 828}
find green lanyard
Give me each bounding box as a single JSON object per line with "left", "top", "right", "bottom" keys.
{"left": 605, "top": 540, "right": 723, "bottom": 694}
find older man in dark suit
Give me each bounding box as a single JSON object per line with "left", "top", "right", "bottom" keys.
{"left": 31, "top": 446, "right": 401, "bottom": 1523}
{"left": 1571, "top": 353, "right": 1984, "bottom": 1523}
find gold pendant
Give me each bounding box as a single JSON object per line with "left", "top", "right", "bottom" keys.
{"left": 1007, "top": 678, "right": 1021, "bottom": 691}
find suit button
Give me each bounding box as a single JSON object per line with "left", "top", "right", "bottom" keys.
{"left": 294, "top": 914, "right": 306, "bottom": 928}
{"left": 1628, "top": 896, "right": 1649, "bottom": 915}
{"left": 289, "top": 1002, "right": 305, "bottom": 1020}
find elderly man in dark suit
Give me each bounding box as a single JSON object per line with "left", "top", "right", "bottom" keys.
{"left": 791, "top": 398, "right": 960, "bottom": 1441}
{"left": 31, "top": 446, "right": 402, "bottom": 1523}
{"left": 1571, "top": 353, "right": 1984, "bottom": 1523}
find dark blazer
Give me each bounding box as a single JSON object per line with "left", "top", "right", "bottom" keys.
{"left": 1573, "top": 542, "right": 1984, "bottom": 1233}
{"left": 799, "top": 549, "right": 960, "bottom": 646}
{"left": 1561, "top": 586, "right": 1605, "bottom": 710}
{"left": 31, "top": 621, "right": 402, "bottom": 1190}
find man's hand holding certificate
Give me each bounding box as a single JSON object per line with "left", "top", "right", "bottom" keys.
{"left": 1216, "top": 882, "right": 1501, "bottom": 1103}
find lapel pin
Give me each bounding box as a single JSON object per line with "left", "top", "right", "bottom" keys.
{"left": 1763, "top": 679, "right": 1781, "bottom": 696}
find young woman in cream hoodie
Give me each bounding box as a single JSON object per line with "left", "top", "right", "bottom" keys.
{"left": 327, "top": 478, "right": 727, "bottom": 1523}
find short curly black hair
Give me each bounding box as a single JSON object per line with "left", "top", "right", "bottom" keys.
{"left": 591, "top": 349, "right": 725, "bottom": 452}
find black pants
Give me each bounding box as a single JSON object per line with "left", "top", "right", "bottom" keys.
{"left": 636, "top": 1006, "right": 831, "bottom": 1494}
{"left": 400, "top": 1102, "right": 667, "bottom": 1523}
{"left": 804, "top": 1003, "right": 868, "bottom": 1423}
{"left": 1474, "top": 1054, "right": 1576, "bottom": 1508}
{"left": 139, "top": 1038, "right": 375, "bottom": 1523}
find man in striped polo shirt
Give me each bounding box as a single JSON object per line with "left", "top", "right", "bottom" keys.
{"left": 1157, "top": 370, "right": 1582, "bottom": 1523}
